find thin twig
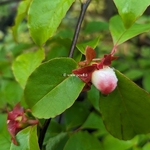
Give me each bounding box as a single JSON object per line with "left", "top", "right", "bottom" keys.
{"left": 38, "top": 119, "right": 51, "bottom": 150}
{"left": 0, "top": 0, "right": 21, "bottom": 5}
{"left": 69, "top": 0, "right": 92, "bottom": 58}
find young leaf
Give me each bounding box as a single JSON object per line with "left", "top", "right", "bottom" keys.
{"left": 28, "top": 0, "right": 75, "bottom": 46}
{"left": 64, "top": 131, "right": 102, "bottom": 150}
{"left": 12, "top": 0, "right": 31, "bottom": 41}
{"left": 24, "top": 58, "right": 85, "bottom": 119}
{"left": 85, "top": 46, "right": 96, "bottom": 64}
{"left": 110, "top": 15, "right": 150, "bottom": 45}
{"left": 113, "top": 0, "right": 150, "bottom": 28}
{"left": 100, "top": 70, "right": 150, "bottom": 140}
{"left": 10, "top": 126, "right": 40, "bottom": 150}
{"left": 12, "top": 48, "right": 45, "bottom": 89}
{"left": 76, "top": 36, "right": 100, "bottom": 54}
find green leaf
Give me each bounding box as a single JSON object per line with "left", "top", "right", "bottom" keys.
{"left": 110, "top": 15, "right": 150, "bottom": 45}
{"left": 113, "top": 0, "right": 150, "bottom": 28}
{"left": 102, "top": 134, "right": 133, "bottom": 150}
{"left": 10, "top": 126, "right": 40, "bottom": 150}
{"left": 76, "top": 37, "right": 100, "bottom": 54}
{"left": 100, "top": 70, "right": 150, "bottom": 140}
{"left": 24, "top": 58, "right": 85, "bottom": 118}
{"left": 0, "top": 114, "right": 11, "bottom": 150}
{"left": 12, "top": 48, "right": 45, "bottom": 89}
{"left": 46, "top": 119, "right": 64, "bottom": 138}
{"left": 143, "top": 75, "right": 150, "bottom": 92}
{"left": 64, "top": 101, "right": 90, "bottom": 129}
{"left": 12, "top": 0, "right": 31, "bottom": 41}
{"left": 64, "top": 131, "right": 102, "bottom": 150}
{"left": 46, "top": 132, "right": 69, "bottom": 150}
{"left": 28, "top": 0, "right": 75, "bottom": 46}
{"left": 87, "top": 85, "right": 100, "bottom": 112}
{"left": 0, "top": 80, "right": 23, "bottom": 106}
{"left": 81, "top": 112, "right": 105, "bottom": 130}
{"left": 43, "top": 119, "right": 65, "bottom": 143}
{"left": 143, "top": 142, "right": 150, "bottom": 150}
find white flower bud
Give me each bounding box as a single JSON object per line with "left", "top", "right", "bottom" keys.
{"left": 91, "top": 67, "right": 118, "bottom": 95}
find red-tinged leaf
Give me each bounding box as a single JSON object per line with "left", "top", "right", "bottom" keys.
{"left": 7, "top": 103, "right": 26, "bottom": 145}
{"left": 78, "top": 46, "right": 96, "bottom": 67}
{"left": 78, "top": 61, "right": 87, "bottom": 67}
{"left": 111, "top": 56, "right": 119, "bottom": 61}
{"left": 97, "top": 55, "right": 110, "bottom": 69}
{"left": 12, "top": 103, "right": 24, "bottom": 116}
{"left": 7, "top": 103, "right": 38, "bottom": 145}
{"left": 97, "top": 54, "right": 118, "bottom": 69}
{"left": 85, "top": 46, "right": 96, "bottom": 64}
{"left": 7, "top": 120, "right": 20, "bottom": 145}
{"left": 82, "top": 82, "right": 92, "bottom": 92}
{"left": 72, "top": 65, "right": 96, "bottom": 83}
{"left": 103, "top": 54, "right": 112, "bottom": 66}
{"left": 7, "top": 103, "right": 24, "bottom": 121}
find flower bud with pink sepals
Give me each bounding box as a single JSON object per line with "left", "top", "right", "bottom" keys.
{"left": 91, "top": 67, "right": 118, "bottom": 95}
